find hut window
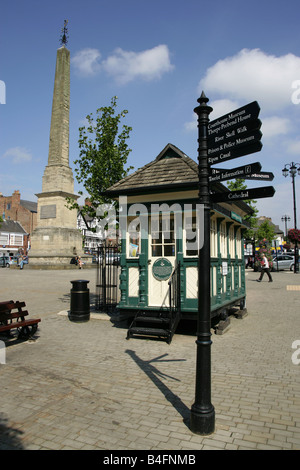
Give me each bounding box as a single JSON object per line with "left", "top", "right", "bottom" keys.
{"left": 229, "top": 225, "right": 235, "bottom": 257}
{"left": 210, "top": 217, "right": 217, "bottom": 258}
{"left": 127, "top": 216, "right": 140, "bottom": 257}
{"left": 151, "top": 214, "right": 175, "bottom": 257}
{"left": 236, "top": 228, "right": 242, "bottom": 258}
{"left": 220, "top": 221, "right": 227, "bottom": 258}
{"left": 184, "top": 212, "right": 198, "bottom": 257}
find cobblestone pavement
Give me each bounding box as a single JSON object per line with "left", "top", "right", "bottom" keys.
{"left": 0, "top": 266, "right": 299, "bottom": 450}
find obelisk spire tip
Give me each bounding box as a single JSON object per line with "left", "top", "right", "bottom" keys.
{"left": 60, "top": 19, "right": 69, "bottom": 47}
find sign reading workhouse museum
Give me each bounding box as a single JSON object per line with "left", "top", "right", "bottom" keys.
{"left": 152, "top": 258, "right": 173, "bottom": 281}
{"left": 208, "top": 101, "right": 261, "bottom": 139}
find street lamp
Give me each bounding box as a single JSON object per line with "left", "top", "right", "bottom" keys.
{"left": 282, "top": 162, "right": 300, "bottom": 273}
{"left": 281, "top": 215, "right": 291, "bottom": 238}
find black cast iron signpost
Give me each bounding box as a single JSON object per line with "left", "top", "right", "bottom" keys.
{"left": 190, "top": 93, "right": 275, "bottom": 435}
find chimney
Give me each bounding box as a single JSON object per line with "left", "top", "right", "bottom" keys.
{"left": 12, "top": 190, "right": 21, "bottom": 207}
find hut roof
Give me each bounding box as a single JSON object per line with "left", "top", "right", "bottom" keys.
{"left": 106, "top": 144, "right": 199, "bottom": 195}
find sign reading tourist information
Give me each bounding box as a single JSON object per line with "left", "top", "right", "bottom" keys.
{"left": 209, "top": 162, "right": 274, "bottom": 182}
{"left": 211, "top": 186, "right": 275, "bottom": 203}
{"left": 209, "top": 162, "right": 262, "bottom": 183}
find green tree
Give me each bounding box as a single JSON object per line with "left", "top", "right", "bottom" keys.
{"left": 256, "top": 220, "right": 275, "bottom": 243}
{"left": 67, "top": 96, "right": 133, "bottom": 219}
{"left": 227, "top": 178, "right": 258, "bottom": 239}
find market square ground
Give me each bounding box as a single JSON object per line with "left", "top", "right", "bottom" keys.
{"left": 0, "top": 267, "right": 299, "bottom": 450}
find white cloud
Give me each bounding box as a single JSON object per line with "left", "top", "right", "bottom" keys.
{"left": 71, "top": 48, "right": 102, "bottom": 77}
{"left": 286, "top": 139, "right": 300, "bottom": 155}
{"left": 184, "top": 114, "right": 197, "bottom": 132}
{"left": 72, "top": 44, "right": 174, "bottom": 83}
{"left": 102, "top": 45, "right": 174, "bottom": 84}
{"left": 261, "top": 116, "right": 290, "bottom": 139}
{"left": 209, "top": 99, "right": 240, "bottom": 120}
{"left": 2, "top": 147, "right": 32, "bottom": 164}
{"left": 199, "top": 49, "right": 300, "bottom": 112}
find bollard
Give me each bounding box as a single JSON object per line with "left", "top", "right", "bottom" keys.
{"left": 69, "top": 279, "right": 90, "bottom": 322}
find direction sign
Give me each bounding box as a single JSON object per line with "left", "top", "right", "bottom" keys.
{"left": 208, "top": 101, "right": 260, "bottom": 139}
{"left": 208, "top": 140, "right": 262, "bottom": 165}
{"left": 208, "top": 118, "right": 262, "bottom": 145}
{"left": 209, "top": 162, "right": 262, "bottom": 183}
{"left": 243, "top": 171, "right": 274, "bottom": 182}
{"left": 208, "top": 130, "right": 262, "bottom": 157}
{"left": 211, "top": 186, "right": 275, "bottom": 203}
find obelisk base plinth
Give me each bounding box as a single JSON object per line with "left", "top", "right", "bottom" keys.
{"left": 30, "top": 226, "right": 92, "bottom": 267}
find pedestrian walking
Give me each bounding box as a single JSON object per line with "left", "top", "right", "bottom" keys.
{"left": 257, "top": 254, "right": 273, "bottom": 282}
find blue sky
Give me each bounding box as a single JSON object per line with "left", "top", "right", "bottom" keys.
{"left": 1, "top": 0, "right": 300, "bottom": 233}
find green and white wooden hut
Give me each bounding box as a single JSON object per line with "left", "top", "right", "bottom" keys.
{"left": 106, "top": 143, "right": 252, "bottom": 342}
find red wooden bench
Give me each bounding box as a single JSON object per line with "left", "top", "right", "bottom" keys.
{"left": 0, "top": 300, "right": 41, "bottom": 339}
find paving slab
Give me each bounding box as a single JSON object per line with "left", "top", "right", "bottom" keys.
{"left": 0, "top": 267, "right": 299, "bottom": 451}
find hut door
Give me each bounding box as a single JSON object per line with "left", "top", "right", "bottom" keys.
{"left": 148, "top": 214, "right": 176, "bottom": 307}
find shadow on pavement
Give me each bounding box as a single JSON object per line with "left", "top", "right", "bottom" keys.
{"left": 126, "top": 350, "right": 190, "bottom": 428}
{"left": 0, "top": 415, "right": 24, "bottom": 450}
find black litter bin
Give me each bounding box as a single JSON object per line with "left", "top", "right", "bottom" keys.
{"left": 69, "top": 279, "right": 90, "bottom": 322}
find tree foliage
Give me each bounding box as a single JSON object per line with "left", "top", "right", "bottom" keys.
{"left": 256, "top": 220, "right": 275, "bottom": 243}
{"left": 67, "top": 96, "right": 133, "bottom": 218}
{"left": 226, "top": 178, "right": 258, "bottom": 239}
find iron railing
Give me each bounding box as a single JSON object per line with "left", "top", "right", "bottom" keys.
{"left": 168, "top": 261, "right": 181, "bottom": 318}
{"left": 95, "top": 242, "right": 121, "bottom": 312}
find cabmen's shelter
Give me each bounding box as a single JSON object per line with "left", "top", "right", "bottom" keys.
{"left": 105, "top": 143, "right": 252, "bottom": 342}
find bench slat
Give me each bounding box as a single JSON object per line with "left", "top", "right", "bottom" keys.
{"left": 0, "top": 311, "right": 29, "bottom": 321}
{"left": 0, "top": 301, "right": 26, "bottom": 312}
{"left": 0, "top": 319, "right": 41, "bottom": 332}
{"left": 0, "top": 300, "right": 40, "bottom": 337}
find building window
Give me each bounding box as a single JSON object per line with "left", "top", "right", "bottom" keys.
{"left": 127, "top": 216, "right": 140, "bottom": 257}
{"left": 150, "top": 214, "right": 175, "bottom": 258}
{"left": 236, "top": 228, "right": 242, "bottom": 258}
{"left": 184, "top": 212, "right": 198, "bottom": 257}
{"left": 210, "top": 217, "right": 217, "bottom": 258}
{"left": 0, "top": 233, "right": 9, "bottom": 245}
{"left": 220, "top": 221, "right": 227, "bottom": 258}
{"left": 10, "top": 234, "right": 23, "bottom": 246}
{"left": 229, "top": 225, "right": 235, "bottom": 257}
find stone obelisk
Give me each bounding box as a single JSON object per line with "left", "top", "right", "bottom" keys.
{"left": 30, "top": 23, "right": 83, "bottom": 266}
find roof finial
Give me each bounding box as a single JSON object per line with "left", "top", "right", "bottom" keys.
{"left": 60, "top": 19, "right": 69, "bottom": 47}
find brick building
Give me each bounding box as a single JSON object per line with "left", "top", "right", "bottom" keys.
{"left": 0, "top": 190, "right": 37, "bottom": 243}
